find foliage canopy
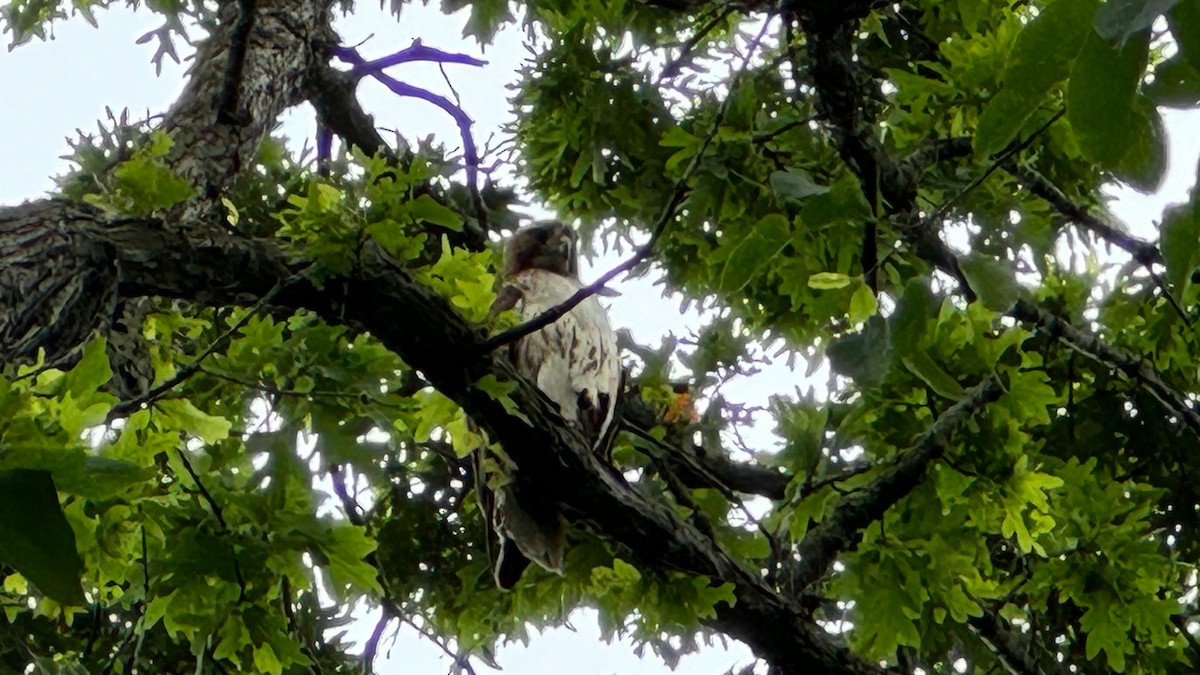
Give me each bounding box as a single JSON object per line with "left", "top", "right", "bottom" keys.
{"left": 2, "top": 0, "right": 1200, "bottom": 674}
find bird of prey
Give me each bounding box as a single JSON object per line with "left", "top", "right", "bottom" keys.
{"left": 480, "top": 221, "right": 621, "bottom": 589}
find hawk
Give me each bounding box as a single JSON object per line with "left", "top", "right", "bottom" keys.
{"left": 481, "top": 221, "right": 621, "bottom": 589}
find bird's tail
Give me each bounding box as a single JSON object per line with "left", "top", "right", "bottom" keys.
{"left": 492, "top": 484, "right": 566, "bottom": 589}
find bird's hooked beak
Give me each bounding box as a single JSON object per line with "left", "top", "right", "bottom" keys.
{"left": 558, "top": 226, "right": 579, "bottom": 277}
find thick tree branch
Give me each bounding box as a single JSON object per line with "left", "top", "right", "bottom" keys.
{"left": 0, "top": 198, "right": 886, "bottom": 674}
{"left": 162, "top": 0, "right": 336, "bottom": 208}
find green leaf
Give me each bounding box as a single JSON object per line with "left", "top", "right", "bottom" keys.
{"left": 1145, "top": 54, "right": 1200, "bottom": 107}
{"left": 366, "top": 220, "right": 426, "bottom": 261}
{"left": 807, "top": 272, "right": 853, "bottom": 290}
{"left": 1094, "top": 0, "right": 1180, "bottom": 46}
{"left": 475, "top": 374, "right": 532, "bottom": 427}
{"left": 943, "top": 583, "right": 983, "bottom": 623}
{"left": 718, "top": 214, "right": 791, "bottom": 293}
{"left": 591, "top": 558, "right": 642, "bottom": 593}
{"left": 214, "top": 611, "right": 253, "bottom": 661}
{"left": 155, "top": 399, "right": 232, "bottom": 444}
{"left": 958, "top": 0, "right": 986, "bottom": 34}
{"left": 409, "top": 194, "right": 462, "bottom": 231}
{"left": 903, "top": 351, "right": 966, "bottom": 399}
{"left": 1066, "top": 28, "right": 1150, "bottom": 169}
{"left": 1170, "top": 0, "right": 1200, "bottom": 70}
{"left": 960, "top": 254, "right": 1020, "bottom": 312}
{"left": 1160, "top": 198, "right": 1200, "bottom": 291}
{"left": 322, "top": 525, "right": 383, "bottom": 599}
{"left": 253, "top": 643, "right": 282, "bottom": 675}
{"left": 62, "top": 337, "right": 113, "bottom": 398}
{"left": 770, "top": 169, "right": 829, "bottom": 201}
{"left": 889, "top": 278, "right": 936, "bottom": 353}
{"left": 0, "top": 470, "right": 84, "bottom": 605}
{"left": 63, "top": 457, "right": 152, "bottom": 499}
{"left": 1114, "top": 98, "right": 1167, "bottom": 191}
{"left": 1080, "top": 597, "right": 1133, "bottom": 671}
{"left": 827, "top": 315, "right": 892, "bottom": 387}
{"left": 56, "top": 339, "right": 117, "bottom": 434}
{"left": 440, "top": 0, "right": 515, "bottom": 43}
{"left": 800, "top": 174, "right": 870, "bottom": 227}
{"left": 848, "top": 283, "right": 878, "bottom": 324}
{"left": 975, "top": 0, "right": 1099, "bottom": 156}
{"left": 103, "top": 132, "right": 195, "bottom": 214}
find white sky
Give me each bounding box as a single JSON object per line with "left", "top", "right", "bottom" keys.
{"left": 2, "top": 3, "right": 1198, "bottom": 674}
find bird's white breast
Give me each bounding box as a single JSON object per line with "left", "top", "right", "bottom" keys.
{"left": 509, "top": 269, "right": 620, "bottom": 449}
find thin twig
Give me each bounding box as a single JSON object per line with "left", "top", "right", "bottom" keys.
{"left": 106, "top": 277, "right": 293, "bottom": 421}
{"left": 176, "top": 448, "right": 248, "bottom": 601}
{"left": 362, "top": 608, "right": 395, "bottom": 674}
{"left": 399, "top": 613, "right": 477, "bottom": 675}
{"left": 920, "top": 108, "right": 1064, "bottom": 233}
{"left": 796, "top": 461, "right": 874, "bottom": 500}
{"left": 659, "top": 7, "right": 737, "bottom": 83}
{"left": 482, "top": 21, "right": 775, "bottom": 353}
{"left": 751, "top": 116, "right": 815, "bottom": 144}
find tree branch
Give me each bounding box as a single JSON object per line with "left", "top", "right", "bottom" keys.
{"left": 1004, "top": 162, "right": 1162, "bottom": 267}
{"left": 622, "top": 391, "right": 791, "bottom": 500}
{"left": 790, "top": 378, "right": 1002, "bottom": 590}
{"left": 1009, "top": 300, "right": 1200, "bottom": 441}
{"left": 791, "top": 6, "right": 975, "bottom": 300}
{"left": 0, "top": 195, "right": 889, "bottom": 674}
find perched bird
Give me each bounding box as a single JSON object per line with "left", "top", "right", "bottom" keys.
{"left": 480, "top": 221, "right": 621, "bottom": 589}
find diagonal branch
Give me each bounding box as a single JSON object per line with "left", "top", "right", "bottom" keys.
{"left": 0, "top": 195, "right": 888, "bottom": 675}
{"left": 1009, "top": 300, "right": 1200, "bottom": 441}
{"left": 1004, "top": 162, "right": 1162, "bottom": 267}
{"left": 790, "top": 378, "right": 1002, "bottom": 590}
{"left": 176, "top": 448, "right": 248, "bottom": 602}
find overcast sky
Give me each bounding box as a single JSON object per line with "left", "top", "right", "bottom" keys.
{"left": 3, "top": 3, "right": 1199, "bottom": 674}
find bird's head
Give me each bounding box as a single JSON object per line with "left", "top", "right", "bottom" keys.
{"left": 504, "top": 221, "right": 579, "bottom": 279}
